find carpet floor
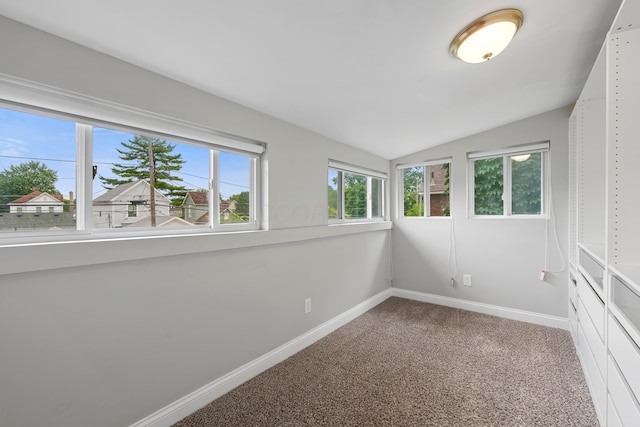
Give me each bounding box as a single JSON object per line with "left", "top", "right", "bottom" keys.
{"left": 173, "top": 297, "right": 597, "bottom": 426}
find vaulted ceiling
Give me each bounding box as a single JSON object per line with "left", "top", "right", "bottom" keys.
{"left": 0, "top": 0, "right": 622, "bottom": 159}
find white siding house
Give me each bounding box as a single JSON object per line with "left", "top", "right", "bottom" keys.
{"left": 8, "top": 188, "right": 65, "bottom": 213}
{"left": 93, "top": 180, "right": 171, "bottom": 229}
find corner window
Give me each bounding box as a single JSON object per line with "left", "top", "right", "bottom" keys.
{"left": 0, "top": 103, "right": 263, "bottom": 238}
{"left": 398, "top": 159, "right": 451, "bottom": 217}
{"left": 328, "top": 160, "right": 386, "bottom": 222}
{"left": 469, "top": 143, "right": 547, "bottom": 217}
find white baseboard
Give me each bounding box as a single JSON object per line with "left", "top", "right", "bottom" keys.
{"left": 129, "top": 288, "right": 392, "bottom": 427}
{"left": 391, "top": 288, "right": 569, "bottom": 330}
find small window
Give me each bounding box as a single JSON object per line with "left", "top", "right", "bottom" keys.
{"left": 469, "top": 143, "right": 547, "bottom": 217}
{"left": 398, "top": 159, "right": 451, "bottom": 217}
{"left": 328, "top": 160, "right": 386, "bottom": 222}
{"left": 127, "top": 204, "right": 137, "bottom": 218}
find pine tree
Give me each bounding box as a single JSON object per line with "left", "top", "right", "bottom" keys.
{"left": 99, "top": 135, "right": 187, "bottom": 204}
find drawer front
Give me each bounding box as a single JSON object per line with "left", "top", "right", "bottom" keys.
{"left": 577, "top": 273, "right": 604, "bottom": 339}
{"left": 568, "top": 299, "right": 578, "bottom": 336}
{"left": 609, "top": 317, "right": 640, "bottom": 404}
{"left": 578, "top": 300, "right": 605, "bottom": 378}
{"left": 569, "top": 278, "right": 578, "bottom": 307}
{"left": 608, "top": 356, "right": 640, "bottom": 427}
{"left": 577, "top": 325, "right": 606, "bottom": 421}
{"left": 608, "top": 395, "right": 624, "bottom": 427}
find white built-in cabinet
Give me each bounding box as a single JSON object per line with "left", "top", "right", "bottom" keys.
{"left": 569, "top": 1, "right": 640, "bottom": 425}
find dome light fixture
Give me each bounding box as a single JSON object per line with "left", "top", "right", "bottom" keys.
{"left": 511, "top": 154, "right": 531, "bottom": 162}
{"left": 450, "top": 9, "right": 524, "bottom": 64}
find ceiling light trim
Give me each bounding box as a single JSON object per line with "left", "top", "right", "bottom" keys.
{"left": 450, "top": 8, "right": 524, "bottom": 63}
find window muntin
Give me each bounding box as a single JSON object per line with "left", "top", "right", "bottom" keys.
{"left": 398, "top": 160, "right": 451, "bottom": 217}
{"left": 469, "top": 144, "right": 547, "bottom": 217}
{"left": 328, "top": 162, "right": 386, "bottom": 222}
{"left": 0, "top": 103, "right": 261, "bottom": 238}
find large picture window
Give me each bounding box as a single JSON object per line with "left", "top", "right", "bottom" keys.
{"left": 469, "top": 143, "right": 547, "bottom": 217}
{"left": 328, "top": 160, "right": 386, "bottom": 222}
{"left": 0, "top": 103, "right": 262, "bottom": 237}
{"left": 397, "top": 159, "right": 451, "bottom": 217}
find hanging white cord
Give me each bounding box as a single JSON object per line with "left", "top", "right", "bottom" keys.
{"left": 448, "top": 213, "right": 458, "bottom": 285}
{"left": 544, "top": 149, "right": 567, "bottom": 274}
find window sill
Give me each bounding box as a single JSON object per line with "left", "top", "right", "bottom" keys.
{"left": 0, "top": 222, "right": 392, "bottom": 276}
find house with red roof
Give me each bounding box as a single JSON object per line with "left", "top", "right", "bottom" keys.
{"left": 8, "top": 187, "right": 65, "bottom": 214}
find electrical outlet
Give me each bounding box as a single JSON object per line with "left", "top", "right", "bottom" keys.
{"left": 463, "top": 274, "right": 472, "bottom": 287}
{"left": 304, "top": 298, "right": 311, "bottom": 314}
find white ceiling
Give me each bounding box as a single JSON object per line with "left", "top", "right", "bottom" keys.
{"left": 0, "top": 0, "right": 621, "bottom": 159}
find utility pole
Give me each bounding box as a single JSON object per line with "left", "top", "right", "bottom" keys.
{"left": 147, "top": 136, "right": 157, "bottom": 227}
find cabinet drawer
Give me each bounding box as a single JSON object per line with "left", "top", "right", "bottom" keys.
{"left": 569, "top": 276, "right": 578, "bottom": 307}
{"left": 608, "top": 395, "right": 624, "bottom": 427}
{"left": 577, "top": 324, "right": 606, "bottom": 420}
{"left": 608, "top": 356, "right": 640, "bottom": 427}
{"left": 577, "top": 273, "right": 604, "bottom": 339}
{"left": 578, "top": 300, "right": 605, "bottom": 378}
{"left": 568, "top": 299, "right": 578, "bottom": 336}
{"left": 609, "top": 317, "right": 640, "bottom": 404}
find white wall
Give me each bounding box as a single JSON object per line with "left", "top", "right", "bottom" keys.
{"left": 0, "top": 16, "right": 391, "bottom": 427}
{"left": 391, "top": 107, "right": 571, "bottom": 317}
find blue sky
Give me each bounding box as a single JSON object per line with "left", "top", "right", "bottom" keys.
{"left": 0, "top": 107, "right": 250, "bottom": 201}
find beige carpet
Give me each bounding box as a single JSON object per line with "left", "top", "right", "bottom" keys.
{"left": 173, "top": 297, "right": 597, "bottom": 426}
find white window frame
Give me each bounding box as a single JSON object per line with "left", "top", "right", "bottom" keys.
{"left": 397, "top": 158, "right": 452, "bottom": 218}
{"left": 468, "top": 142, "right": 549, "bottom": 218}
{"left": 328, "top": 160, "right": 387, "bottom": 224}
{"left": 0, "top": 76, "right": 264, "bottom": 242}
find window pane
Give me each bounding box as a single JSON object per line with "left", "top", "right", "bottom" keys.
{"left": 429, "top": 163, "right": 450, "bottom": 217}
{"left": 93, "top": 128, "right": 209, "bottom": 229}
{"left": 511, "top": 152, "right": 542, "bottom": 215}
{"left": 219, "top": 151, "right": 251, "bottom": 224}
{"left": 0, "top": 107, "right": 76, "bottom": 233}
{"left": 343, "top": 172, "right": 367, "bottom": 219}
{"left": 371, "top": 177, "right": 383, "bottom": 218}
{"left": 403, "top": 166, "right": 424, "bottom": 216}
{"left": 474, "top": 157, "right": 503, "bottom": 215}
{"left": 328, "top": 168, "right": 339, "bottom": 219}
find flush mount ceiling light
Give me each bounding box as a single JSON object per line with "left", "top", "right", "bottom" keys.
{"left": 450, "top": 9, "right": 524, "bottom": 63}
{"left": 511, "top": 154, "right": 531, "bottom": 162}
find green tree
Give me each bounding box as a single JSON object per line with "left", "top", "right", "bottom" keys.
{"left": 344, "top": 173, "right": 367, "bottom": 218}
{"left": 229, "top": 191, "right": 250, "bottom": 221}
{"left": 441, "top": 162, "right": 451, "bottom": 216}
{"left": 403, "top": 167, "right": 423, "bottom": 216}
{"left": 328, "top": 184, "right": 338, "bottom": 218}
{"left": 0, "top": 161, "right": 59, "bottom": 212}
{"left": 473, "top": 157, "right": 504, "bottom": 215}
{"left": 473, "top": 154, "right": 542, "bottom": 215}
{"left": 99, "top": 135, "right": 187, "bottom": 205}
{"left": 511, "top": 153, "right": 542, "bottom": 214}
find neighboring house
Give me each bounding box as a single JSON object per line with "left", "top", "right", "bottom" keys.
{"left": 220, "top": 199, "right": 237, "bottom": 221}
{"left": 182, "top": 191, "right": 237, "bottom": 224}
{"left": 417, "top": 163, "right": 449, "bottom": 216}
{"left": 7, "top": 187, "right": 65, "bottom": 213}
{"left": 93, "top": 180, "right": 171, "bottom": 229}
{"left": 182, "top": 191, "right": 209, "bottom": 223}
